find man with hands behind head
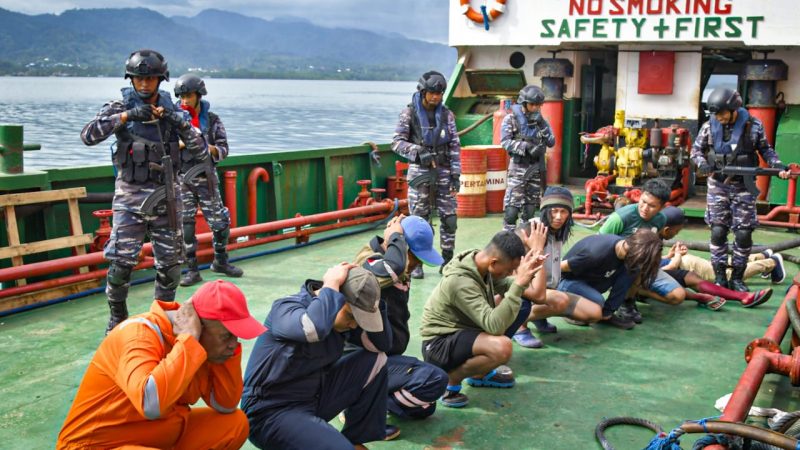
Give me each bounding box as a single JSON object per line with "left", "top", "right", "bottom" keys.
{"left": 419, "top": 228, "right": 547, "bottom": 408}
{"left": 242, "top": 263, "right": 392, "bottom": 450}
{"left": 57, "top": 280, "right": 264, "bottom": 449}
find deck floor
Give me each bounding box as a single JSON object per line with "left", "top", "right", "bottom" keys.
{"left": 1, "top": 215, "right": 798, "bottom": 450}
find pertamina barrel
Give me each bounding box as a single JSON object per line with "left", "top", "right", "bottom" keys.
{"left": 485, "top": 145, "right": 508, "bottom": 213}
{"left": 456, "top": 146, "right": 487, "bottom": 217}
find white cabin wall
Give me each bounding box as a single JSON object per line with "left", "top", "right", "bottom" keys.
{"left": 615, "top": 45, "right": 702, "bottom": 120}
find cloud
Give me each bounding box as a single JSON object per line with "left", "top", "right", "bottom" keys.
{"left": 0, "top": 0, "right": 450, "bottom": 43}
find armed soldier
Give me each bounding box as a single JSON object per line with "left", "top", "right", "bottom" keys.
{"left": 81, "top": 49, "right": 208, "bottom": 333}
{"left": 691, "top": 87, "right": 790, "bottom": 292}
{"left": 501, "top": 85, "right": 556, "bottom": 231}
{"left": 392, "top": 71, "right": 462, "bottom": 279}
{"left": 174, "top": 74, "right": 243, "bottom": 286}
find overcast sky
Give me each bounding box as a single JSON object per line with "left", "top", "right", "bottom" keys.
{"left": 0, "top": 0, "right": 450, "bottom": 43}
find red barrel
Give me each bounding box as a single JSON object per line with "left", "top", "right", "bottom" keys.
{"left": 457, "top": 146, "right": 487, "bottom": 218}
{"left": 485, "top": 146, "right": 508, "bottom": 213}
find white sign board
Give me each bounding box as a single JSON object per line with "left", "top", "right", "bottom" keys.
{"left": 450, "top": 0, "right": 800, "bottom": 47}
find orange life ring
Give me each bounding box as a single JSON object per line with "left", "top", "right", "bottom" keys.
{"left": 460, "top": 0, "right": 506, "bottom": 24}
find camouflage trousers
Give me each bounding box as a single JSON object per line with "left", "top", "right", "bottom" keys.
{"left": 181, "top": 173, "right": 231, "bottom": 258}
{"left": 104, "top": 206, "right": 183, "bottom": 303}
{"left": 705, "top": 176, "right": 757, "bottom": 267}
{"left": 502, "top": 161, "right": 542, "bottom": 230}
{"left": 407, "top": 163, "right": 456, "bottom": 252}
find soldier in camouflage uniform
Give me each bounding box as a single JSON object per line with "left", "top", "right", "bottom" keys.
{"left": 392, "top": 71, "right": 461, "bottom": 279}
{"left": 691, "top": 87, "right": 790, "bottom": 292}
{"left": 501, "top": 85, "right": 556, "bottom": 231}
{"left": 81, "top": 50, "right": 207, "bottom": 333}
{"left": 173, "top": 74, "right": 243, "bottom": 286}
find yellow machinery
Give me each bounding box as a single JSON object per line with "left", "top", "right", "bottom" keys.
{"left": 580, "top": 110, "right": 647, "bottom": 187}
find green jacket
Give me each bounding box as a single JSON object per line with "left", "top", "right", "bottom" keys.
{"left": 419, "top": 249, "right": 526, "bottom": 340}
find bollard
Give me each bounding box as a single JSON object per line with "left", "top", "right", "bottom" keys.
{"left": 0, "top": 124, "right": 41, "bottom": 174}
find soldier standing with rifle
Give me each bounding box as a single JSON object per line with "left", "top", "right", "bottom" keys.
{"left": 392, "top": 71, "right": 462, "bottom": 279}
{"left": 691, "top": 87, "right": 790, "bottom": 292}
{"left": 81, "top": 49, "right": 208, "bottom": 333}
{"left": 501, "top": 85, "right": 556, "bottom": 231}
{"left": 173, "top": 74, "right": 243, "bottom": 286}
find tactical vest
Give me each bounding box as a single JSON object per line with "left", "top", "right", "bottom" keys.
{"left": 409, "top": 91, "right": 452, "bottom": 166}
{"left": 706, "top": 107, "right": 757, "bottom": 174}
{"left": 114, "top": 88, "right": 181, "bottom": 184}
{"left": 510, "top": 104, "right": 543, "bottom": 164}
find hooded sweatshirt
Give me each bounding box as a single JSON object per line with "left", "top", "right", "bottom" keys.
{"left": 419, "top": 249, "right": 526, "bottom": 340}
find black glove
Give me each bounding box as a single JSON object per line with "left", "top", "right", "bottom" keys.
{"left": 530, "top": 144, "right": 546, "bottom": 160}
{"left": 417, "top": 146, "right": 434, "bottom": 167}
{"left": 162, "top": 110, "right": 190, "bottom": 131}
{"left": 513, "top": 143, "right": 529, "bottom": 157}
{"left": 529, "top": 112, "right": 546, "bottom": 129}
{"left": 125, "top": 105, "right": 154, "bottom": 122}
{"left": 450, "top": 174, "right": 460, "bottom": 192}
{"left": 696, "top": 160, "right": 712, "bottom": 176}
{"left": 537, "top": 127, "right": 551, "bottom": 141}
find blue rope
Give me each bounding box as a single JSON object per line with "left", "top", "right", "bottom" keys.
{"left": 643, "top": 429, "right": 684, "bottom": 450}
{"left": 480, "top": 5, "right": 490, "bottom": 30}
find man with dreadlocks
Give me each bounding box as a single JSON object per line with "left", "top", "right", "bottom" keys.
{"left": 558, "top": 229, "right": 665, "bottom": 330}
{"left": 510, "top": 187, "right": 604, "bottom": 348}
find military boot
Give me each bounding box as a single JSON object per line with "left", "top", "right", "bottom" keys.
{"left": 211, "top": 252, "right": 244, "bottom": 278}
{"left": 713, "top": 263, "right": 729, "bottom": 289}
{"left": 105, "top": 300, "right": 128, "bottom": 335}
{"left": 180, "top": 257, "right": 203, "bottom": 287}
{"left": 410, "top": 265, "right": 424, "bottom": 279}
{"left": 439, "top": 249, "right": 454, "bottom": 275}
{"left": 730, "top": 265, "right": 749, "bottom": 292}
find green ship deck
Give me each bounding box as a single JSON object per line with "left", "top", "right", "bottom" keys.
{"left": 2, "top": 215, "right": 798, "bottom": 450}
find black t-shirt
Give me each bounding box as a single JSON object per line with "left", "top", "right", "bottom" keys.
{"left": 562, "top": 234, "right": 625, "bottom": 292}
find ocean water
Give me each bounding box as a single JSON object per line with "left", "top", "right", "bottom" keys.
{"left": 0, "top": 77, "right": 417, "bottom": 170}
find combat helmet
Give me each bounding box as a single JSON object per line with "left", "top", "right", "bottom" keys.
{"left": 174, "top": 73, "right": 208, "bottom": 97}
{"left": 707, "top": 87, "right": 742, "bottom": 113}
{"left": 124, "top": 49, "right": 169, "bottom": 81}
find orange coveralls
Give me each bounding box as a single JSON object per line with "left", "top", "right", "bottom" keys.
{"left": 57, "top": 300, "right": 248, "bottom": 450}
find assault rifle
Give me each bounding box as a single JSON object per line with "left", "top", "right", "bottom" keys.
{"left": 408, "top": 160, "right": 438, "bottom": 219}
{"left": 719, "top": 164, "right": 800, "bottom": 197}
{"left": 140, "top": 118, "right": 183, "bottom": 259}
{"left": 182, "top": 156, "right": 219, "bottom": 202}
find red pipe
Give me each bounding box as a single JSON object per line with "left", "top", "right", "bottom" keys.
{"left": 337, "top": 176, "right": 344, "bottom": 211}
{"left": 0, "top": 199, "right": 405, "bottom": 284}
{"left": 0, "top": 202, "right": 403, "bottom": 300}
{"left": 247, "top": 167, "right": 270, "bottom": 227}
{"left": 541, "top": 100, "right": 564, "bottom": 185}
{"left": 749, "top": 107, "right": 777, "bottom": 202}
{"left": 757, "top": 177, "right": 800, "bottom": 228}
{"left": 224, "top": 171, "right": 238, "bottom": 228}
{"left": 705, "top": 285, "right": 800, "bottom": 450}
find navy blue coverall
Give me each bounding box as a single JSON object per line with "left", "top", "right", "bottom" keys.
{"left": 353, "top": 234, "right": 448, "bottom": 418}
{"left": 241, "top": 280, "right": 391, "bottom": 450}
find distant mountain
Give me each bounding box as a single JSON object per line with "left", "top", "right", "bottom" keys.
{"left": 0, "top": 7, "right": 456, "bottom": 80}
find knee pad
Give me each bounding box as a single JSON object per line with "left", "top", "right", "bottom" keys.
{"left": 522, "top": 204, "right": 538, "bottom": 221}
{"left": 107, "top": 263, "right": 133, "bottom": 287}
{"left": 182, "top": 221, "right": 196, "bottom": 245}
{"left": 441, "top": 215, "right": 457, "bottom": 235}
{"left": 157, "top": 265, "right": 182, "bottom": 291}
{"left": 710, "top": 225, "right": 729, "bottom": 246}
{"left": 504, "top": 206, "right": 520, "bottom": 226}
{"left": 734, "top": 229, "right": 753, "bottom": 249}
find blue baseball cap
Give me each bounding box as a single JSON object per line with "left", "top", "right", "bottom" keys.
{"left": 401, "top": 216, "right": 444, "bottom": 266}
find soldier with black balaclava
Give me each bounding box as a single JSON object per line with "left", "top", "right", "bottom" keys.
{"left": 81, "top": 49, "right": 208, "bottom": 333}
{"left": 691, "top": 87, "right": 789, "bottom": 292}
{"left": 501, "top": 85, "right": 555, "bottom": 231}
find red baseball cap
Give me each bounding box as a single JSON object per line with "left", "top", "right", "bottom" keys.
{"left": 191, "top": 280, "right": 267, "bottom": 339}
